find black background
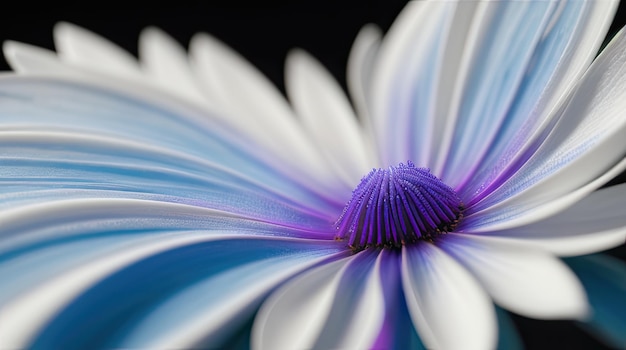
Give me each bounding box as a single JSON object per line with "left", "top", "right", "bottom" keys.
{"left": 0, "top": 1, "right": 625, "bottom": 349}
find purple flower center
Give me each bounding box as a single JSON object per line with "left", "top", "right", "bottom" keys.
{"left": 336, "top": 161, "right": 464, "bottom": 251}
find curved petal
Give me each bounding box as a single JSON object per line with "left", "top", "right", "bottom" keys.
{"left": 466, "top": 27, "right": 626, "bottom": 230}
{"left": 463, "top": 157, "right": 626, "bottom": 232}
{"left": 0, "top": 236, "right": 344, "bottom": 349}
{"left": 252, "top": 249, "right": 385, "bottom": 350}
{"left": 188, "top": 33, "right": 347, "bottom": 194}
{"left": 0, "top": 75, "right": 345, "bottom": 207}
{"left": 3, "top": 41, "right": 86, "bottom": 77}
{"left": 4, "top": 30, "right": 346, "bottom": 202}
{"left": 438, "top": 0, "right": 557, "bottom": 185}
{"left": 458, "top": 0, "right": 619, "bottom": 200}
{"left": 346, "top": 24, "right": 382, "bottom": 161}
{"left": 0, "top": 198, "right": 337, "bottom": 262}
{"left": 467, "top": 183, "right": 626, "bottom": 256}
{"left": 0, "top": 129, "right": 338, "bottom": 225}
{"left": 369, "top": 0, "right": 457, "bottom": 166}
{"left": 53, "top": 22, "right": 143, "bottom": 79}
{"left": 401, "top": 242, "right": 497, "bottom": 350}
{"left": 138, "top": 27, "right": 207, "bottom": 104}
{"left": 439, "top": 234, "right": 589, "bottom": 320}
{"left": 286, "top": 49, "right": 373, "bottom": 185}
{"left": 565, "top": 254, "right": 626, "bottom": 348}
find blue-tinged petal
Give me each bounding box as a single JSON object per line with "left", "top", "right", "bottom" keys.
{"left": 371, "top": 250, "right": 425, "bottom": 350}
{"left": 438, "top": 0, "right": 557, "bottom": 186}
{"left": 439, "top": 234, "right": 588, "bottom": 320}
{"left": 565, "top": 254, "right": 626, "bottom": 348}
{"left": 401, "top": 242, "right": 497, "bottom": 350}
{"left": 4, "top": 236, "right": 344, "bottom": 350}
{"left": 0, "top": 198, "right": 334, "bottom": 267}
{"left": 109, "top": 239, "right": 346, "bottom": 349}
{"left": 0, "top": 75, "right": 346, "bottom": 207}
{"left": 458, "top": 0, "right": 618, "bottom": 201}
{"left": 465, "top": 183, "right": 626, "bottom": 256}
{"left": 465, "top": 27, "right": 626, "bottom": 230}
{"left": 0, "top": 129, "right": 340, "bottom": 224}
{"left": 0, "top": 73, "right": 345, "bottom": 203}
{"left": 252, "top": 249, "right": 385, "bottom": 350}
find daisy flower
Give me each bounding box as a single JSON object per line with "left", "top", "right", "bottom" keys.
{"left": 1, "top": 1, "right": 626, "bottom": 349}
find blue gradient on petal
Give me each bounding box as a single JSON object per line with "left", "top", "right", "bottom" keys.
{"left": 28, "top": 238, "right": 344, "bottom": 350}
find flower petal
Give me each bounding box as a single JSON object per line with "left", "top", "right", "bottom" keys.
{"left": 188, "top": 33, "right": 347, "bottom": 194}
{"left": 0, "top": 75, "right": 345, "bottom": 209}
{"left": 53, "top": 22, "right": 142, "bottom": 79}
{"left": 467, "top": 183, "right": 626, "bottom": 256}
{"left": 0, "top": 130, "right": 338, "bottom": 225}
{"left": 458, "top": 0, "right": 619, "bottom": 200}
{"left": 138, "top": 27, "right": 207, "bottom": 104}
{"left": 252, "top": 249, "right": 385, "bottom": 350}
{"left": 401, "top": 242, "right": 497, "bottom": 350}
{"left": 369, "top": 0, "right": 456, "bottom": 166}
{"left": 286, "top": 49, "right": 373, "bottom": 185}
{"left": 438, "top": 0, "right": 558, "bottom": 186}
{"left": 565, "top": 254, "right": 626, "bottom": 348}
{"left": 466, "top": 27, "right": 626, "bottom": 229}
{"left": 346, "top": 23, "right": 382, "bottom": 159}
{"left": 439, "top": 234, "right": 589, "bottom": 320}
{"left": 0, "top": 235, "right": 344, "bottom": 349}
{"left": 4, "top": 28, "right": 347, "bottom": 202}
{"left": 372, "top": 250, "right": 425, "bottom": 350}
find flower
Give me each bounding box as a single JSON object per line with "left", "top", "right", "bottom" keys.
{"left": 1, "top": 1, "right": 626, "bottom": 349}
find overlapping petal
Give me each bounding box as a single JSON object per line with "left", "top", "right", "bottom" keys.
{"left": 252, "top": 249, "right": 384, "bottom": 350}
{"left": 0, "top": 236, "right": 344, "bottom": 349}
{"left": 465, "top": 26, "right": 626, "bottom": 230}
{"left": 0, "top": 1, "right": 624, "bottom": 349}
{"left": 439, "top": 234, "right": 588, "bottom": 319}
{"left": 401, "top": 243, "right": 497, "bottom": 350}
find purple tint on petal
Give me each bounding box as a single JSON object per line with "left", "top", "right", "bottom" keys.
{"left": 373, "top": 249, "right": 426, "bottom": 349}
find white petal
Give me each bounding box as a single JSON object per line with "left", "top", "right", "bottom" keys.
{"left": 189, "top": 33, "right": 347, "bottom": 194}
{"left": 346, "top": 24, "right": 382, "bottom": 160}
{"left": 401, "top": 243, "right": 497, "bottom": 350}
{"left": 117, "top": 241, "right": 344, "bottom": 348}
{"left": 467, "top": 27, "right": 626, "bottom": 228}
{"left": 438, "top": 1, "right": 557, "bottom": 184}
{"left": 252, "top": 250, "right": 385, "bottom": 350}
{"left": 3, "top": 41, "right": 80, "bottom": 76}
{"left": 459, "top": 0, "right": 619, "bottom": 199}
{"left": 53, "top": 22, "right": 142, "bottom": 79}
{"left": 139, "top": 27, "right": 207, "bottom": 104}
{"left": 369, "top": 0, "right": 456, "bottom": 166}
{"left": 440, "top": 234, "right": 589, "bottom": 320}
{"left": 471, "top": 183, "right": 626, "bottom": 256}
{"left": 0, "top": 232, "right": 237, "bottom": 348}
{"left": 286, "top": 49, "right": 373, "bottom": 185}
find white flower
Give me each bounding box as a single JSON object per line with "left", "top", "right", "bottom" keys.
{"left": 0, "top": 1, "right": 625, "bottom": 349}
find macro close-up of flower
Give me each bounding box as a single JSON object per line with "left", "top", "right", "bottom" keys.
{"left": 1, "top": 1, "right": 626, "bottom": 349}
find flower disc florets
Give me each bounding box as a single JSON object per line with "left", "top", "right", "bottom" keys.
{"left": 336, "top": 161, "right": 464, "bottom": 251}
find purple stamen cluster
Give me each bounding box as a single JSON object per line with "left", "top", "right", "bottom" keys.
{"left": 336, "top": 161, "right": 464, "bottom": 251}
